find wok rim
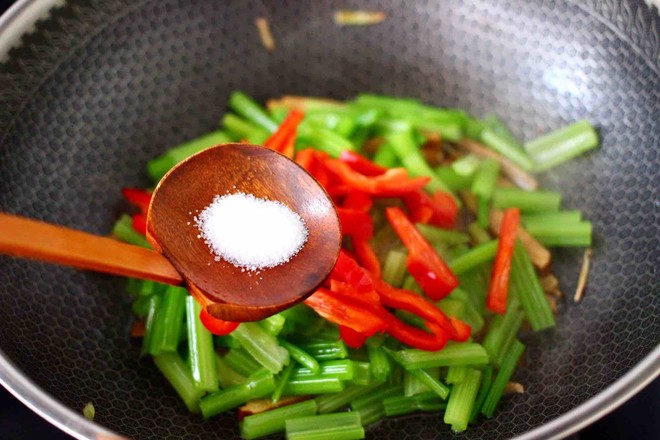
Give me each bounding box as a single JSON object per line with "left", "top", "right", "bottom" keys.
{"left": 0, "top": 1, "right": 658, "bottom": 439}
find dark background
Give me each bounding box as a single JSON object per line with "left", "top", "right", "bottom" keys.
{"left": 0, "top": 0, "right": 657, "bottom": 438}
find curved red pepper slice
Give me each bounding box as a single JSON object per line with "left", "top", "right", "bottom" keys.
{"left": 339, "top": 150, "right": 387, "bottom": 176}
{"left": 339, "top": 325, "right": 369, "bottom": 349}
{"left": 337, "top": 208, "right": 373, "bottom": 241}
{"left": 132, "top": 213, "right": 147, "bottom": 235}
{"left": 304, "top": 288, "right": 387, "bottom": 336}
{"left": 352, "top": 239, "right": 381, "bottom": 278}
{"left": 403, "top": 190, "right": 458, "bottom": 228}
{"left": 122, "top": 188, "right": 152, "bottom": 213}
{"left": 384, "top": 314, "right": 448, "bottom": 351}
{"left": 324, "top": 159, "right": 429, "bottom": 197}
{"left": 264, "top": 110, "right": 304, "bottom": 157}
{"left": 449, "top": 317, "right": 471, "bottom": 342}
{"left": 486, "top": 208, "right": 520, "bottom": 314}
{"left": 199, "top": 309, "right": 239, "bottom": 336}
{"left": 386, "top": 207, "right": 458, "bottom": 300}
{"left": 374, "top": 279, "right": 454, "bottom": 335}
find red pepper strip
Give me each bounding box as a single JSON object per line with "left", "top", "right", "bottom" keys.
{"left": 339, "top": 150, "right": 387, "bottom": 176}
{"left": 352, "top": 238, "right": 382, "bottom": 278}
{"left": 264, "top": 110, "right": 305, "bottom": 154}
{"left": 383, "top": 313, "right": 448, "bottom": 351}
{"left": 373, "top": 279, "right": 455, "bottom": 336}
{"left": 341, "top": 192, "right": 373, "bottom": 212}
{"left": 323, "top": 159, "right": 430, "bottom": 196}
{"left": 329, "top": 251, "right": 374, "bottom": 293}
{"left": 339, "top": 325, "right": 369, "bottom": 349}
{"left": 294, "top": 148, "right": 315, "bottom": 170}
{"left": 402, "top": 190, "right": 435, "bottom": 224}
{"left": 403, "top": 190, "right": 458, "bottom": 228}
{"left": 121, "top": 188, "right": 152, "bottom": 213}
{"left": 328, "top": 279, "right": 380, "bottom": 305}
{"left": 386, "top": 207, "right": 458, "bottom": 300}
{"left": 281, "top": 137, "right": 296, "bottom": 159}
{"left": 449, "top": 317, "right": 471, "bottom": 342}
{"left": 132, "top": 213, "right": 147, "bottom": 235}
{"left": 486, "top": 208, "right": 520, "bottom": 314}
{"left": 337, "top": 208, "right": 373, "bottom": 240}
{"left": 199, "top": 309, "right": 239, "bottom": 335}
{"left": 430, "top": 191, "right": 459, "bottom": 228}
{"left": 405, "top": 255, "right": 452, "bottom": 302}
{"left": 304, "top": 288, "right": 387, "bottom": 336}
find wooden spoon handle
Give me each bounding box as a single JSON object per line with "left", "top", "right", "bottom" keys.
{"left": 0, "top": 213, "right": 183, "bottom": 285}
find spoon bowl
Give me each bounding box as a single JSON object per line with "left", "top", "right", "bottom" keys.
{"left": 147, "top": 143, "right": 341, "bottom": 322}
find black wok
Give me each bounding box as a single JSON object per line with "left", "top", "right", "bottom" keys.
{"left": 0, "top": 0, "right": 658, "bottom": 439}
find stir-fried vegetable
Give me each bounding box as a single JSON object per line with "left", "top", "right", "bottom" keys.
{"left": 114, "top": 92, "right": 597, "bottom": 438}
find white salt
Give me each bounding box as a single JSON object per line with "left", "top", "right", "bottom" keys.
{"left": 195, "top": 192, "right": 308, "bottom": 271}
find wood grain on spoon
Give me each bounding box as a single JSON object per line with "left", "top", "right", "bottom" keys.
{"left": 0, "top": 213, "right": 183, "bottom": 285}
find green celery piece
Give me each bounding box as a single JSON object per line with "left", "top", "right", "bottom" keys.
{"left": 285, "top": 412, "right": 365, "bottom": 440}
{"left": 444, "top": 368, "right": 482, "bottom": 432}
{"left": 416, "top": 224, "right": 470, "bottom": 247}
{"left": 221, "top": 113, "right": 270, "bottom": 144}
{"left": 481, "top": 128, "right": 534, "bottom": 170}
{"left": 154, "top": 353, "right": 205, "bottom": 413}
{"left": 393, "top": 343, "right": 489, "bottom": 370}
{"left": 315, "top": 382, "right": 383, "bottom": 414}
{"left": 279, "top": 340, "right": 320, "bottom": 374}
{"left": 185, "top": 297, "right": 218, "bottom": 393}
{"left": 524, "top": 221, "right": 592, "bottom": 246}
{"left": 228, "top": 91, "right": 278, "bottom": 132}
{"left": 259, "top": 314, "right": 286, "bottom": 336}
{"left": 385, "top": 124, "right": 454, "bottom": 195}
{"left": 240, "top": 400, "right": 318, "bottom": 440}
{"left": 215, "top": 354, "right": 246, "bottom": 389}
{"left": 147, "top": 130, "right": 231, "bottom": 182}
{"left": 199, "top": 369, "right": 275, "bottom": 418}
{"left": 232, "top": 323, "right": 290, "bottom": 374}
{"left": 492, "top": 187, "right": 562, "bottom": 213}
{"left": 147, "top": 286, "right": 187, "bottom": 355}
{"left": 481, "top": 341, "right": 525, "bottom": 418}
{"left": 381, "top": 249, "right": 408, "bottom": 287}
{"left": 449, "top": 240, "right": 499, "bottom": 275}
{"left": 525, "top": 120, "right": 598, "bottom": 171}
{"left": 510, "top": 242, "right": 555, "bottom": 331}
{"left": 112, "top": 214, "right": 150, "bottom": 248}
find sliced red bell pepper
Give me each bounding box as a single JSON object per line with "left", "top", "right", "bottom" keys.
{"left": 449, "top": 317, "right": 471, "bottom": 342}
{"left": 341, "top": 192, "right": 373, "bottom": 212}
{"left": 304, "top": 288, "right": 387, "bottom": 336}
{"left": 339, "top": 325, "right": 369, "bottom": 349}
{"left": 431, "top": 191, "right": 459, "bottom": 228}
{"left": 383, "top": 313, "right": 448, "bottom": 351}
{"left": 328, "top": 279, "right": 380, "bottom": 306}
{"left": 132, "top": 213, "right": 147, "bottom": 235}
{"left": 337, "top": 208, "right": 373, "bottom": 241}
{"left": 386, "top": 207, "right": 458, "bottom": 300}
{"left": 339, "top": 150, "right": 387, "bottom": 176}
{"left": 294, "top": 148, "right": 315, "bottom": 170}
{"left": 373, "top": 279, "right": 454, "bottom": 335}
{"left": 121, "top": 188, "right": 152, "bottom": 213}
{"left": 402, "top": 190, "right": 458, "bottom": 228}
{"left": 324, "top": 159, "right": 430, "bottom": 197}
{"left": 264, "top": 110, "right": 304, "bottom": 157}
{"left": 352, "top": 238, "right": 381, "bottom": 278}
{"left": 329, "top": 251, "right": 374, "bottom": 293}
{"left": 486, "top": 208, "right": 520, "bottom": 314}
{"left": 199, "top": 309, "right": 239, "bottom": 335}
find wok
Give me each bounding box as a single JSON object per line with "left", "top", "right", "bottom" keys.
{"left": 0, "top": 0, "right": 658, "bottom": 439}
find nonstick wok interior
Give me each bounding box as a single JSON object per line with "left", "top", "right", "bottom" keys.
{"left": 0, "top": 0, "right": 658, "bottom": 439}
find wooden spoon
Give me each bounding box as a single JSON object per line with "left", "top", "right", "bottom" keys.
{"left": 0, "top": 144, "right": 341, "bottom": 322}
